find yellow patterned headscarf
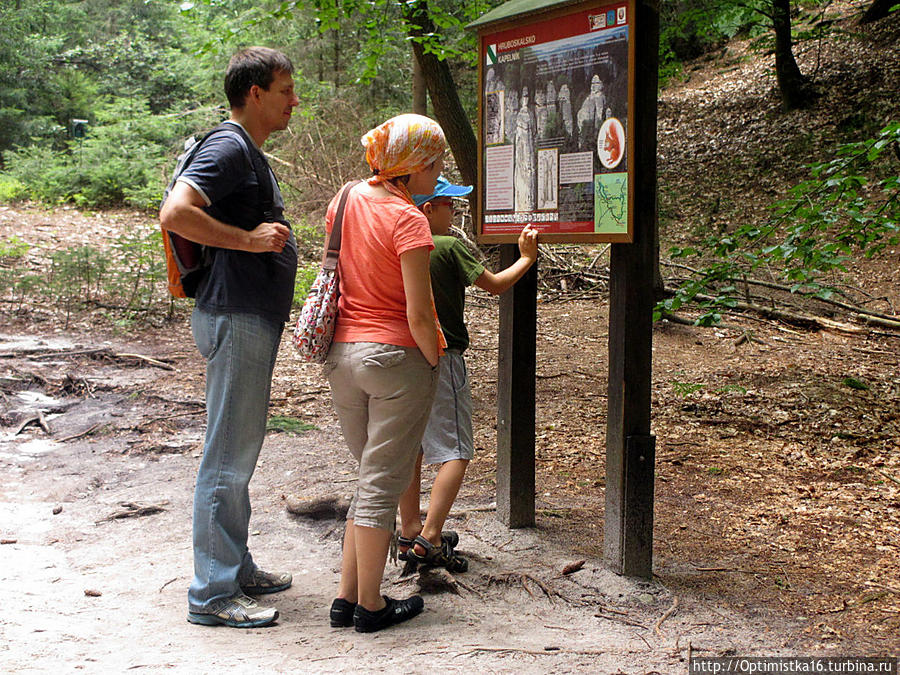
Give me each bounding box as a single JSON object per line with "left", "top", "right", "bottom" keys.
{"left": 361, "top": 114, "right": 446, "bottom": 187}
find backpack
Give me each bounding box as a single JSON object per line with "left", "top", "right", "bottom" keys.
{"left": 160, "top": 122, "right": 278, "bottom": 298}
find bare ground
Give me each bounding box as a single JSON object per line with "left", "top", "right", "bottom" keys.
{"left": 2, "top": 315, "right": 874, "bottom": 675}
{"left": 1, "top": 280, "right": 899, "bottom": 672}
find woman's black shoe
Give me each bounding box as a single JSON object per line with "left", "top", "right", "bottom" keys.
{"left": 353, "top": 595, "right": 424, "bottom": 633}
{"left": 330, "top": 598, "right": 357, "bottom": 627}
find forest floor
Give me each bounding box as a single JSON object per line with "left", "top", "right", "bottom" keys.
{"left": 3, "top": 298, "right": 898, "bottom": 674}
{"left": 2, "top": 2, "right": 900, "bottom": 673}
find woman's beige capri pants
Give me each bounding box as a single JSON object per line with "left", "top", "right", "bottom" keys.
{"left": 325, "top": 341, "right": 438, "bottom": 531}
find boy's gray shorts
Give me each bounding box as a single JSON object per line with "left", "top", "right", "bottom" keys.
{"left": 421, "top": 350, "right": 475, "bottom": 465}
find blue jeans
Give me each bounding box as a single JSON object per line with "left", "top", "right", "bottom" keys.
{"left": 188, "top": 308, "right": 283, "bottom": 613}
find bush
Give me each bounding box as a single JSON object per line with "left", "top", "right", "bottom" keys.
{"left": 0, "top": 234, "right": 30, "bottom": 259}
{"left": 0, "top": 225, "right": 175, "bottom": 325}
{"left": 0, "top": 175, "right": 26, "bottom": 202}
{"left": 293, "top": 263, "right": 320, "bottom": 307}
{"left": 2, "top": 98, "right": 216, "bottom": 210}
{"left": 657, "top": 122, "right": 900, "bottom": 325}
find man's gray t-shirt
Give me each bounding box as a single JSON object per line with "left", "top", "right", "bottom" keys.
{"left": 176, "top": 121, "right": 297, "bottom": 323}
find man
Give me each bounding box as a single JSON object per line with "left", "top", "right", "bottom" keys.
{"left": 159, "top": 47, "right": 300, "bottom": 629}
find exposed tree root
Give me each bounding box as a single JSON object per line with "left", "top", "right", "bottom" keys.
{"left": 96, "top": 501, "right": 169, "bottom": 524}
{"left": 486, "top": 572, "right": 564, "bottom": 602}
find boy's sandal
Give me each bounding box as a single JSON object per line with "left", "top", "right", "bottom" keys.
{"left": 397, "top": 535, "right": 415, "bottom": 562}
{"left": 397, "top": 531, "right": 460, "bottom": 562}
{"left": 441, "top": 530, "right": 460, "bottom": 549}
{"left": 406, "top": 535, "right": 469, "bottom": 574}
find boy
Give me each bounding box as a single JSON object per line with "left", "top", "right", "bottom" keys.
{"left": 399, "top": 176, "right": 538, "bottom": 570}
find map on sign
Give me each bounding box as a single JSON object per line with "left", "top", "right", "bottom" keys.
{"left": 594, "top": 172, "right": 627, "bottom": 234}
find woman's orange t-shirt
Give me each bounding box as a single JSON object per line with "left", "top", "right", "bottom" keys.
{"left": 326, "top": 185, "right": 440, "bottom": 348}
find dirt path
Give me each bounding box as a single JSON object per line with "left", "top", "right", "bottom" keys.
{"left": 2, "top": 327, "right": 813, "bottom": 674}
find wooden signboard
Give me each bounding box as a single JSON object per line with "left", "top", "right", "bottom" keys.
{"left": 471, "top": 0, "right": 659, "bottom": 577}
{"left": 474, "top": 0, "right": 636, "bottom": 243}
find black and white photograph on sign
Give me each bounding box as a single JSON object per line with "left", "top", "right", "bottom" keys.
{"left": 485, "top": 88, "right": 505, "bottom": 146}
{"left": 482, "top": 16, "right": 628, "bottom": 232}
{"left": 483, "top": 27, "right": 627, "bottom": 156}
{"left": 537, "top": 148, "right": 559, "bottom": 210}
{"left": 514, "top": 85, "right": 537, "bottom": 212}
{"left": 504, "top": 87, "right": 518, "bottom": 145}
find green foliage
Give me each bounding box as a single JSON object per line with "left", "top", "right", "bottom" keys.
{"left": 293, "top": 263, "right": 320, "bottom": 307}
{"left": 292, "top": 220, "right": 325, "bottom": 254}
{"left": 0, "top": 270, "right": 44, "bottom": 313}
{"left": 108, "top": 227, "right": 168, "bottom": 309}
{"left": 656, "top": 122, "right": 900, "bottom": 325}
{"left": 3, "top": 99, "right": 204, "bottom": 208}
{"left": 0, "top": 0, "right": 204, "bottom": 157}
{"left": 671, "top": 374, "right": 704, "bottom": 399}
{"left": 658, "top": 0, "right": 756, "bottom": 68}
{"left": 50, "top": 244, "right": 109, "bottom": 298}
{"left": 48, "top": 245, "right": 110, "bottom": 322}
{"left": 267, "top": 415, "right": 317, "bottom": 434}
{"left": 0, "top": 0, "right": 496, "bottom": 210}
{"left": 842, "top": 377, "right": 870, "bottom": 391}
{"left": 0, "top": 175, "right": 26, "bottom": 202}
{"left": 0, "top": 235, "right": 31, "bottom": 259}
{"left": 0, "top": 224, "right": 174, "bottom": 324}
{"left": 180, "top": 0, "right": 495, "bottom": 114}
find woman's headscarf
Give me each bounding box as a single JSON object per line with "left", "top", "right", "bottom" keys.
{"left": 361, "top": 114, "right": 446, "bottom": 198}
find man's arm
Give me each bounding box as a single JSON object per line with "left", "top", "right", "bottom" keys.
{"left": 159, "top": 181, "right": 290, "bottom": 254}
{"left": 473, "top": 225, "right": 538, "bottom": 295}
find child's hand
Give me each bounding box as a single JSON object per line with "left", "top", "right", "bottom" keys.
{"left": 518, "top": 225, "right": 538, "bottom": 261}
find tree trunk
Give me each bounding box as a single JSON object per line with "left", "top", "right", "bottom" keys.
{"left": 402, "top": 0, "right": 478, "bottom": 215}
{"left": 332, "top": 28, "right": 340, "bottom": 88}
{"left": 772, "top": 0, "right": 808, "bottom": 110}
{"left": 412, "top": 46, "right": 427, "bottom": 115}
{"left": 859, "top": 0, "right": 895, "bottom": 23}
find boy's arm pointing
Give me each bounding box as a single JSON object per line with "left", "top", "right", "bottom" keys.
{"left": 473, "top": 225, "right": 538, "bottom": 295}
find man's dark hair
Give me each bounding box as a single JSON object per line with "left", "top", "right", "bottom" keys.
{"left": 225, "top": 47, "right": 294, "bottom": 109}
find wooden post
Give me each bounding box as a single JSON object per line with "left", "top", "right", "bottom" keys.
{"left": 496, "top": 244, "right": 537, "bottom": 527}
{"left": 604, "top": 0, "right": 659, "bottom": 578}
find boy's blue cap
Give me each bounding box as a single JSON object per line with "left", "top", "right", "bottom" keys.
{"left": 412, "top": 175, "right": 473, "bottom": 207}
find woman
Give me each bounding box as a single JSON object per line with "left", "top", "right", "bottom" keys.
{"left": 324, "top": 114, "right": 446, "bottom": 633}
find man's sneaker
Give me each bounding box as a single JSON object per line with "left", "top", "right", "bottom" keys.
{"left": 353, "top": 595, "right": 424, "bottom": 633}
{"left": 240, "top": 569, "right": 292, "bottom": 595}
{"left": 187, "top": 594, "right": 278, "bottom": 628}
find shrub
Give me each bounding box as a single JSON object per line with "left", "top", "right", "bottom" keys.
{"left": 293, "top": 263, "right": 320, "bottom": 307}
{"left": 657, "top": 122, "right": 900, "bottom": 325}
{"left": 2, "top": 98, "right": 215, "bottom": 210}
{"left": 0, "top": 175, "right": 26, "bottom": 202}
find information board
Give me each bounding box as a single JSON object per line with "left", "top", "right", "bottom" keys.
{"left": 477, "top": 0, "right": 635, "bottom": 243}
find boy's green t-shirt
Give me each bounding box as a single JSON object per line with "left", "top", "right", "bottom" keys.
{"left": 430, "top": 235, "right": 485, "bottom": 353}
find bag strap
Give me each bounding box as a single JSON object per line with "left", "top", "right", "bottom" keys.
{"left": 323, "top": 180, "right": 363, "bottom": 272}
{"left": 178, "top": 122, "right": 280, "bottom": 225}
{"left": 223, "top": 123, "right": 280, "bottom": 224}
